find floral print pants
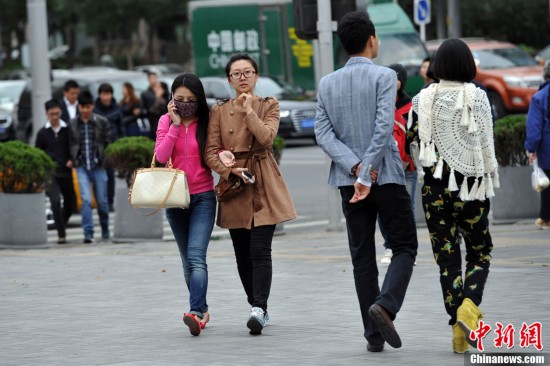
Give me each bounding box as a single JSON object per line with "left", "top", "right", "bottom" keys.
{"left": 422, "top": 183, "right": 493, "bottom": 325}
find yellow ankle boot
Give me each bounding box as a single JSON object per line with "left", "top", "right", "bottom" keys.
{"left": 452, "top": 323, "right": 469, "bottom": 353}
{"left": 456, "top": 298, "right": 483, "bottom": 347}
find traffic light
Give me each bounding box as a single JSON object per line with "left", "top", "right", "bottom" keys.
{"left": 292, "top": 0, "right": 357, "bottom": 40}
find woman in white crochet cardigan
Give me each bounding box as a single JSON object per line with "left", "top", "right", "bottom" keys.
{"left": 408, "top": 38, "right": 499, "bottom": 354}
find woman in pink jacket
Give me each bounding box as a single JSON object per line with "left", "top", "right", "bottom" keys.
{"left": 155, "top": 74, "right": 215, "bottom": 336}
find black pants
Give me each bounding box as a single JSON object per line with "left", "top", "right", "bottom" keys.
{"left": 540, "top": 169, "right": 550, "bottom": 221}
{"left": 47, "top": 176, "right": 76, "bottom": 238}
{"left": 340, "top": 184, "right": 417, "bottom": 345}
{"left": 422, "top": 183, "right": 493, "bottom": 325}
{"left": 229, "top": 224, "right": 276, "bottom": 312}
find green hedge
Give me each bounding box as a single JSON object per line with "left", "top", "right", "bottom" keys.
{"left": 0, "top": 141, "right": 56, "bottom": 193}
{"left": 493, "top": 115, "right": 528, "bottom": 167}
{"left": 105, "top": 136, "right": 156, "bottom": 186}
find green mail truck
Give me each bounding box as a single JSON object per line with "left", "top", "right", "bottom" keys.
{"left": 188, "top": 0, "right": 428, "bottom": 94}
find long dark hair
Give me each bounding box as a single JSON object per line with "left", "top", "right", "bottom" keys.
{"left": 121, "top": 82, "right": 140, "bottom": 108}
{"left": 171, "top": 73, "right": 209, "bottom": 167}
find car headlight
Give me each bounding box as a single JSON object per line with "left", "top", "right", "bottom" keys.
{"left": 280, "top": 110, "right": 291, "bottom": 119}
{"left": 503, "top": 76, "right": 529, "bottom": 88}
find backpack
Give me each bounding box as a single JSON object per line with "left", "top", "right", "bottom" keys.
{"left": 393, "top": 101, "right": 414, "bottom": 171}
{"left": 393, "top": 113, "right": 412, "bottom": 170}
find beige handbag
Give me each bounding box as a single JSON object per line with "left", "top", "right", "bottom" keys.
{"left": 128, "top": 154, "right": 190, "bottom": 215}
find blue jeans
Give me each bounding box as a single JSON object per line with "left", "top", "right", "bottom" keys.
{"left": 165, "top": 190, "right": 216, "bottom": 318}
{"left": 77, "top": 167, "right": 109, "bottom": 238}
{"left": 380, "top": 169, "right": 417, "bottom": 248}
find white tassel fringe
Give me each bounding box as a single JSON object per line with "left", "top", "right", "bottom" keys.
{"left": 459, "top": 179, "right": 469, "bottom": 201}
{"left": 433, "top": 156, "right": 444, "bottom": 179}
{"left": 486, "top": 174, "right": 495, "bottom": 197}
{"left": 476, "top": 177, "right": 486, "bottom": 201}
{"left": 448, "top": 169, "right": 458, "bottom": 191}
{"left": 469, "top": 177, "right": 479, "bottom": 201}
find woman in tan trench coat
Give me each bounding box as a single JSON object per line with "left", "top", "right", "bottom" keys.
{"left": 205, "top": 53, "right": 296, "bottom": 335}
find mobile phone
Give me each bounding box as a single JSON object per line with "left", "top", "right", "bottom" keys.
{"left": 241, "top": 171, "right": 255, "bottom": 183}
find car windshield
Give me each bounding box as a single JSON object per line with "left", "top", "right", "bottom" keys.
{"left": 473, "top": 47, "right": 537, "bottom": 69}
{"left": 255, "top": 78, "right": 286, "bottom": 99}
{"left": 0, "top": 81, "right": 26, "bottom": 105}
{"left": 375, "top": 33, "right": 429, "bottom": 67}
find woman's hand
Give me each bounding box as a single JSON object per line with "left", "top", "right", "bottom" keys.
{"left": 237, "top": 92, "right": 254, "bottom": 114}
{"left": 231, "top": 167, "right": 253, "bottom": 184}
{"left": 219, "top": 150, "right": 236, "bottom": 167}
{"left": 167, "top": 99, "right": 181, "bottom": 126}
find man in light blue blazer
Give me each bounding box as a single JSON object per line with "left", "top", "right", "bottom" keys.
{"left": 315, "top": 11, "right": 418, "bottom": 352}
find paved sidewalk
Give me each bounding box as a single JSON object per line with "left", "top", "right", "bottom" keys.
{"left": 1, "top": 222, "right": 549, "bottom": 365}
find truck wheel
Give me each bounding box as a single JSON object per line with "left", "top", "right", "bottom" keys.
{"left": 488, "top": 91, "right": 506, "bottom": 121}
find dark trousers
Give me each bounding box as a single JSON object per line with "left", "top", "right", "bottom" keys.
{"left": 421, "top": 183, "right": 493, "bottom": 325}
{"left": 47, "top": 176, "right": 76, "bottom": 238}
{"left": 229, "top": 224, "right": 276, "bottom": 312}
{"left": 541, "top": 169, "right": 550, "bottom": 221}
{"left": 340, "top": 184, "right": 417, "bottom": 345}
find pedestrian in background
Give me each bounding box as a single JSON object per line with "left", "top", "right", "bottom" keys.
{"left": 120, "top": 82, "right": 143, "bottom": 137}
{"left": 141, "top": 71, "right": 169, "bottom": 140}
{"left": 59, "top": 79, "right": 80, "bottom": 124}
{"left": 420, "top": 56, "right": 433, "bottom": 86}
{"left": 380, "top": 63, "right": 416, "bottom": 265}
{"left": 94, "top": 83, "right": 124, "bottom": 212}
{"left": 409, "top": 38, "right": 499, "bottom": 354}
{"left": 315, "top": 11, "right": 417, "bottom": 352}
{"left": 70, "top": 91, "right": 111, "bottom": 243}
{"left": 36, "top": 99, "right": 76, "bottom": 244}
{"left": 205, "top": 53, "right": 297, "bottom": 335}
{"left": 525, "top": 60, "right": 550, "bottom": 229}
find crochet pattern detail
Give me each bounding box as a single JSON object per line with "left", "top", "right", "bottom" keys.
{"left": 412, "top": 81, "right": 499, "bottom": 201}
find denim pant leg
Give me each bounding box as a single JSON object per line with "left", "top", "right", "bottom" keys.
{"left": 186, "top": 191, "right": 216, "bottom": 316}
{"left": 166, "top": 208, "right": 191, "bottom": 288}
{"left": 77, "top": 167, "right": 94, "bottom": 237}
{"left": 339, "top": 185, "right": 384, "bottom": 345}
{"left": 91, "top": 168, "right": 109, "bottom": 234}
{"left": 404, "top": 170, "right": 417, "bottom": 221}
{"left": 166, "top": 191, "right": 216, "bottom": 317}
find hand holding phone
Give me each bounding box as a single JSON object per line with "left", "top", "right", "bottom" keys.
{"left": 241, "top": 170, "right": 255, "bottom": 184}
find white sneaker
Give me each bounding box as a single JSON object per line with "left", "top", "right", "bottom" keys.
{"left": 380, "top": 248, "right": 393, "bottom": 264}
{"left": 247, "top": 307, "right": 265, "bottom": 335}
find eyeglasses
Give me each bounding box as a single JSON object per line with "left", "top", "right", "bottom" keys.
{"left": 229, "top": 70, "right": 256, "bottom": 80}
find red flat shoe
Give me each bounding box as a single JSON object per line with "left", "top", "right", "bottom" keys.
{"left": 183, "top": 313, "right": 201, "bottom": 336}
{"left": 200, "top": 311, "right": 210, "bottom": 329}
